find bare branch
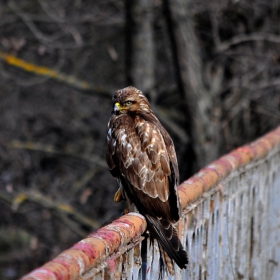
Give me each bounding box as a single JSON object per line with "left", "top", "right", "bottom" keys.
{"left": 0, "top": 50, "right": 111, "bottom": 96}
{"left": 37, "top": 0, "right": 65, "bottom": 23}
{"left": 37, "top": 0, "right": 84, "bottom": 45}
{"left": 8, "top": 0, "right": 64, "bottom": 44}
{"left": 8, "top": 0, "right": 97, "bottom": 49}
{"left": 153, "top": 106, "right": 189, "bottom": 144}
{"left": 7, "top": 140, "right": 107, "bottom": 168}
{"left": 216, "top": 33, "right": 280, "bottom": 53}
{"left": 248, "top": 79, "right": 280, "bottom": 91}
{"left": 226, "top": 78, "right": 280, "bottom": 95}
{"left": 71, "top": 167, "right": 100, "bottom": 194}
{"left": 1, "top": 190, "right": 100, "bottom": 231}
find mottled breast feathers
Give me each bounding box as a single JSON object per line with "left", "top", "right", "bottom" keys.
{"left": 108, "top": 114, "right": 171, "bottom": 202}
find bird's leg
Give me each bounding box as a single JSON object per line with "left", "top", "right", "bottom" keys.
{"left": 123, "top": 203, "right": 139, "bottom": 215}
{"left": 114, "top": 187, "right": 124, "bottom": 203}
{"left": 114, "top": 187, "right": 130, "bottom": 214}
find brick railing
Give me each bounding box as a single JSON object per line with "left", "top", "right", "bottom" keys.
{"left": 21, "top": 126, "right": 280, "bottom": 280}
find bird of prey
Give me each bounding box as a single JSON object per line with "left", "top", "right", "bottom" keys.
{"left": 106, "top": 86, "right": 188, "bottom": 275}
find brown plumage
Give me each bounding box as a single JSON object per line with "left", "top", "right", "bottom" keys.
{"left": 106, "top": 86, "right": 188, "bottom": 275}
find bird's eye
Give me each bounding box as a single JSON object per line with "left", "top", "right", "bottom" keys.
{"left": 123, "top": 100, "right": 133, "bottom": 106}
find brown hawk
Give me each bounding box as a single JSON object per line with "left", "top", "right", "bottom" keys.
{"left": 106, "top": 86, "right": 188, "bottom": 275}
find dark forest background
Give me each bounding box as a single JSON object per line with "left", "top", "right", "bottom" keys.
{"left": 0, "top": 0, "right": 279, "bottom": 279}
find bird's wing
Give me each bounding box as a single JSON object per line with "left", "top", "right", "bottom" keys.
{"left": 107, "top": 114, "right": 180, "bottom": 222}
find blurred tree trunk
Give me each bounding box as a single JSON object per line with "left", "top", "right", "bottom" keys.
{"left": 125, "top": 0, "right": 155, "bottom": 94}
{"left": 164, "top": 0, "right": 223, "bottom": 171}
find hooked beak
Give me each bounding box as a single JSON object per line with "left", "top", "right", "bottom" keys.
{"left": 114, "top": 102, "right": 121, "bottom": 114}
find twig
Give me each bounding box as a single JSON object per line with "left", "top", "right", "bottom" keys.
{"left": 153, "top": 106, "right": 189, "bottom": 144}
{"left": 8, "top": 0, "right": 103, "bottom": 49}
{"left": 0, "top": 50, "right": 111, "bottom": 96}
{"left": 247, "top": 79, "right": 280, "bottom": 91}
{"left": 37, "top": 0, "right": 83, "bottom": 45}
{"left": 37, "top": 0, "right": 65, "bottom": 23}
{"left": 216, "top": 33, "right": 280, "bottom": 53}
{"left": 1, "top": 190, "right": 100, "bottom": 230}
{"left": 71, "top": 167, "right": 100, "bottom": 194}
{"left": 55, "top": 209, "right": 88, "bottom": 237}
{"left": 8, "top": 0, "right": 64, "bottom": 44}
{"left": 226, "top": 79, "right": 280, "bottom": 93}
{"left": 7, "top": 140, "right": 108, "bottom": 168}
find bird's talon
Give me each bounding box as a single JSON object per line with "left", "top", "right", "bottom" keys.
{"left": 122, "top": 208, "right": 129, "bottom": 215}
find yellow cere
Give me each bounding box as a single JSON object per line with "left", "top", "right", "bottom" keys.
{"left": 114, "top": 102, "right": 124, "bottom": 110}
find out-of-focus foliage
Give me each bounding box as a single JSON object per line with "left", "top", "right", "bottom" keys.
{"left": 0, "top": 0, "right": 279, "bottom": 278}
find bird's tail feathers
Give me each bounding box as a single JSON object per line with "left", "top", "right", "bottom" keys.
{"left": 159, "top": 244, "right": 175, "bottom": 276}
{"left": 145, "top": 215, "right": 188, "bottom": 270}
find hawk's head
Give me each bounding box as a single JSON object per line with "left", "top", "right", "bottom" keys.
{"left": 112, "top": 86, "right": 151, "bottom": 115}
